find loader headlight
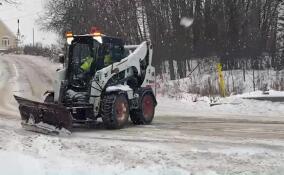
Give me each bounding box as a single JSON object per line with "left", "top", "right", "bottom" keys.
{"left": 93, "top": 36, "right": 102, "bottom": 44}
{"left": 67, "top": 38, "right": 74, "bottom": 45}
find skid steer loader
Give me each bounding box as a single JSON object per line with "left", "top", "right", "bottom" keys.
{"left": 14, "top": 28, "right": 157, "bottom": 134}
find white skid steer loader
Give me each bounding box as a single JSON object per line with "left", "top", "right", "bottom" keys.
{"left": 14, "top": 28, "right": 157, "bottom": 134}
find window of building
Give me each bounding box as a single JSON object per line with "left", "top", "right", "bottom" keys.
{"left": 2, "top": 37, "right": 10, "bottom": 47}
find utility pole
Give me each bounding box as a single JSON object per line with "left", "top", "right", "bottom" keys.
{"left": 33, "top": 28, "right": 35, "bottom": 47}
{"left": 16, "top": 19, "right": 20, "bottom": 47}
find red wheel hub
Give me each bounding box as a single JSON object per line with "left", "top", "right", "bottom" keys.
{"left": 142, "top": 95, "right": 154, "bottom": 119}
{"left": 116, "top": 99, "right": 127, "bottom": 121}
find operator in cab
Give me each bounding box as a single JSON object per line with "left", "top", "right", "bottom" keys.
{"left": 80, "top": 45, "right": 113, "bottom": 73}
{"left": 103, "top": 46, "right": 112, "bottom": 67}
{"left": 80, "top": 55, "right": 94, "bottom": 73}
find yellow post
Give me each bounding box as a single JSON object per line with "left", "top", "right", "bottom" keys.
{"left": 217, "top": 63, "right": 226, "bottom": 97}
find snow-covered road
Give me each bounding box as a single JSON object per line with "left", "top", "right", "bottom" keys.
{"left": 0, "top": 54, "right": 284, "bottom": 175}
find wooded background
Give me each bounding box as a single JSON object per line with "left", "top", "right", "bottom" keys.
{"left": 39, "top": 0, "right": 284, "bottom": 80}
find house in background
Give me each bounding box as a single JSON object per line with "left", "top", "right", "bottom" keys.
{"left": 0, "top": 19, "right": 17, "bottom": 51}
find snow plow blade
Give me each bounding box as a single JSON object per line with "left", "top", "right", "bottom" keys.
{"left": 14, "top": 95, "right": 72, "bottom": 135}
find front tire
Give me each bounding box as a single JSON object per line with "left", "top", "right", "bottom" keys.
{"left": 101, "top": 93, "right": 129, "bottom": 129}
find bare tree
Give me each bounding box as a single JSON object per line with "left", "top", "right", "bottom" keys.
{"left": 0, "top": 0, "right": 18, "bottom": 4}
{"left": 39, "top": 0, "right": 283, "bottom": 80}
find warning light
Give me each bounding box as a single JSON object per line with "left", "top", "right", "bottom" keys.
{"left": 65, "top": 31, "right": 73, "bottom": 38}
{"left": 90, "top": 27, "right": 102, "bottom": 36}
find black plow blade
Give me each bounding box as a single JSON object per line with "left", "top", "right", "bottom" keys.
{"left": 14, "top": 95, "right": 73, "bottom": 135}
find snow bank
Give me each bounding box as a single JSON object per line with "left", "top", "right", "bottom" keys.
{"left": 157, "top": 60, "right": 284, "bottom": 96}
{"left": 0, "top": 60, "right": 8, "bottom": 89}
{"left": 236, "top": 90, "right": 284, "bottom": 98}
{"left": 156, "top": 92, "right": 284, "bottom": 121}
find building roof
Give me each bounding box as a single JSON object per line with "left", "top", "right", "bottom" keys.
{"left": 0, "top": 19, "right": 16, "bottom": 39}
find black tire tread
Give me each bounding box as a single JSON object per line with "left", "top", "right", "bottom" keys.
{"left": 101, "top": 93, "right": 129, "bottom": 129}
{"left": 130, "top": 109, "right": 148, "bottom": 125}
{"left": 130, "top": 88, "right": 155, "bottom": 125}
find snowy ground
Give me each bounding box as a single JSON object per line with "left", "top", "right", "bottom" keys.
{"left": 0, "top": 54, "right": 284, "bottom": 175}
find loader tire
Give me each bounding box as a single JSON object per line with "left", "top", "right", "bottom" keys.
{"left": 101, "top": 93, "right": 129, "bottom": 129}
{"left": 130, "top": 90, "right": 156, "bottom": 125}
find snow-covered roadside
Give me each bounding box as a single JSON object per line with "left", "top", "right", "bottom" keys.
{"left": 156, "top": 91, "right": 284, "bottom": 122}
{"left": 0, "top": 59, "right": 8, "bottom": 89}
{"left": 236, "top": 89, "right": 284, "bottom": 98}
{"left": 0, "top": 57, "right": 20, "bottom": 116}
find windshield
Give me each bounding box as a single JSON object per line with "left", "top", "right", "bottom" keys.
{"left": 73, "top": 43, "right": 91, "bottom": 64}
{"left": 71, "top": 43, "right": 92, "bottom": 76}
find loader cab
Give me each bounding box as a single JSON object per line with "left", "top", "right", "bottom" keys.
{"left": 66, "top": 34, "right": 125, "bottom": 92}
{"left": 67, "top": 36, "right": 96, "bottom": 86}
{"left": 67, "top": 35, "right": 125, "bottom": 73}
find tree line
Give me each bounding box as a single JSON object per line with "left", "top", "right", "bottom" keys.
{"left": 40, "top": 0, "right": 284, "bottom": 80}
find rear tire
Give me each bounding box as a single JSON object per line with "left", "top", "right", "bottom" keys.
{"left": 101, "top": 93, "right": 129, "bottom": 129}
{"left": 130, "top": 90, "right": 156, "bottom": 125}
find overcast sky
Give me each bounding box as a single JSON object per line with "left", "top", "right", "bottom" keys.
{"left": 0, "top": 0, "right": 57, "bottom": 46}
